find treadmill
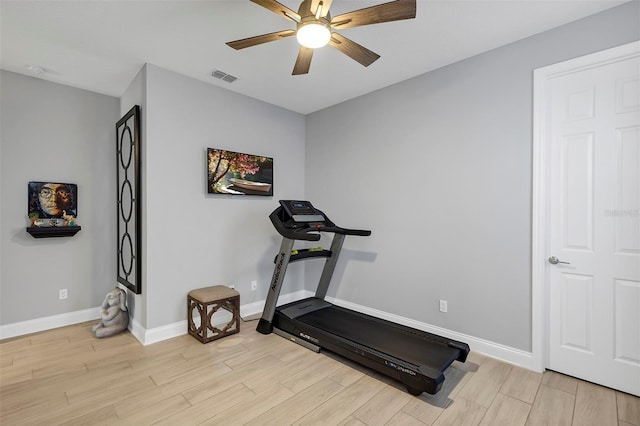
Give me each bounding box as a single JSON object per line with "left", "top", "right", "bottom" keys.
{"left": 257, "top": 200, "right": 470, "bottom": 395}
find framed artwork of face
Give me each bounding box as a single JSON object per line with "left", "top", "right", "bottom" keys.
{"left": 28, "top": 181, "right": 78, "bottom": 219}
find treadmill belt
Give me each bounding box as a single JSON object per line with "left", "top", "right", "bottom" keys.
{"left": 298, "top": 305, "right": 460, "bottom": 371}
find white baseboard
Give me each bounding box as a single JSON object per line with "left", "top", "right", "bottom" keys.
{"left": 143, "top": 320, "right": 188, "bottom": 345}
{"left": 0, "top": 307, "right": 101, "bottom": 340}
{"left": 239, "top": 289, "right": 313, "bottom": 319}
{"left": 0, "top": 290, "right": 311, "bottom": 344}
{"left": 0, "top": 291, "right": 535, "bottom": 372}
{"left": 136, "top": 289, "right": 313, "bottom": 346}
{"left": 128, "top": 316, "right": 146, "bottom": 344}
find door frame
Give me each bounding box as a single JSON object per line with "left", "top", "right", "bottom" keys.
{"left": 531, "top": 40, "right": 640, "bottom": 373}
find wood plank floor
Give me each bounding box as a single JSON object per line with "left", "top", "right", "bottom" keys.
{"left": 1, "top": 321, "right": 638, "bottom": 426}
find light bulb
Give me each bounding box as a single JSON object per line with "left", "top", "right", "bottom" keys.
{"left": 296, "top": 22, "right": 331, "bottom": 49}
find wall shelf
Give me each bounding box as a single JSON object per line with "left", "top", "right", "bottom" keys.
{"left": 26, "top": 226, "right": 81, "bottom": 238}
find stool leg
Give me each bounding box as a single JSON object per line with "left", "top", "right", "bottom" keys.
{"left": 232, "top": 296, "right": 240, "bottom": 332}
{"left": 188, "top": 298, "right": 206, "bottom": 343}
{"left": 206, "top": 302, "right": 224, "bottom": 341}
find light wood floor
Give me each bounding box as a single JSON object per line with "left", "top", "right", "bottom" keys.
{"left": 1, "top": 321, "right": 638, "bottom": 426}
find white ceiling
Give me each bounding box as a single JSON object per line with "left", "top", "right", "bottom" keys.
{"left": 0, "top": 0, "right": 629, "bottom": 114}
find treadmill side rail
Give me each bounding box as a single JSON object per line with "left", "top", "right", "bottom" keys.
{"left": 448, "top": 341, "right": 471, "bottom": 362}
{"left": 273, "top": 328, "right": 321, "bottom": 352}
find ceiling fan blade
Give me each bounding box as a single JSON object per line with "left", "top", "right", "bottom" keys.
{"left": 251, "top": 0, "right": 301, "bottom": 22}
{"left": 226, "top": 29, "right": 296, "bottom": 50}
{"left": 310, "top": 0, "right": 333, "bottom": 17}
{"left": 331, "top": 0, "right": 416, "bottom": 29}
{"left": 328, "top": 32, "right": 380, "bottom": 67}
{"left": 292, "top": 47, "right": 314, "bottom": 75}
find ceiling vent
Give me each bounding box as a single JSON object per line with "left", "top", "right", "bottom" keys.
{"left": 211, "top": 69, "right": 237, "bottom": 83}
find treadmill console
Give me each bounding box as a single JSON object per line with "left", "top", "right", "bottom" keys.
{"left": 270, "top": 200, "right": 371, "bottom": 241}
{"left": 280, "top": 200, "right": 325, "bottom": 223}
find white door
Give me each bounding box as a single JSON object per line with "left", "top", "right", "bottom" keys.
{"left": 544, "top": 43, "right": 640, "bottom": 396}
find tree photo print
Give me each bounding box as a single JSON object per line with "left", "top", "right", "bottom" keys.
{"left": 207, "top": 148, "right": 273, "bottom": 196}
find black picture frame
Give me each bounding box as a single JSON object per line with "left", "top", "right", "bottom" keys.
{"left": 116, "top": 105, "right": 142, "bottom": 294}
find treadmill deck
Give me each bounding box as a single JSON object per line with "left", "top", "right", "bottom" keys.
{"left": 297, "top": 304, "right": 462, "bottom": 372}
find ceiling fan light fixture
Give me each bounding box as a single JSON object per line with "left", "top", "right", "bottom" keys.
{"left": 226, "top": 0, "right": 416, "bottom": 75}
{"left": 296, "top": 21, "right": 331, "bottom": 48}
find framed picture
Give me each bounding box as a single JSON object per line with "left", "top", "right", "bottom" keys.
{"left": 28, "top": 181, "right": 78, "bottom": 220}
{"left": 116, "top": 105, "right": 142, "bottom": 294}
{"left": 207, "top": 148, "right": 273, "bottom": 196}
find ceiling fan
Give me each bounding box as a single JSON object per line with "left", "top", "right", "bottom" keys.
{"left": 226, "top": 0, "right": 417, "bottom": 75}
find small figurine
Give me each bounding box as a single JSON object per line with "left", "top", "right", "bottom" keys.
{"left": 28, "top": 212, "right": 39, "bottom": 226}
{"left": 93, "top": 288, "right": 129, "bottom": 338}
{"left": 62, "top": 210, "right": 77, "bottom": 226}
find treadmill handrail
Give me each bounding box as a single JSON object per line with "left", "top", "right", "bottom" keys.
{"left": 269, "top": 207, "right": 371, "bottom": 241}
{"left": 269, "top": 210, "right": 320, "bottom": 241}
{"left": 317, "top": 225, "right": 371, "bottom": 237}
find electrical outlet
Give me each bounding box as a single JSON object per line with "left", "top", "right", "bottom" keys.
{"left": 439, "top": 300, "right": 448, "bottom": 313}
{"left": 59, "top": 289, "right": 68, "bottom": 300}
{"left": 251, "top": 280, "right": 257, "bottom": 291}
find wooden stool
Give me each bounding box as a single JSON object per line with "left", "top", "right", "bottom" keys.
{"left": 187, "top": 285, "right": 240, "bottom": 343}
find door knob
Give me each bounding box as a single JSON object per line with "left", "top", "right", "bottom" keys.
{"left": 548, "top": 256, "right": 570, "bottom": 265}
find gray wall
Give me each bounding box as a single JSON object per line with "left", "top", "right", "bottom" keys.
{"left": 0, "top": 65, "right": 306, "bottom": 333}
{"left": 140, "top": 65, "right": 306, "bottom": 329}
{"left": 305, "top": 2, "right": 640, "bottom": 351}
{"left": 0, "top": 70, "right": 119, "bottom": 324}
